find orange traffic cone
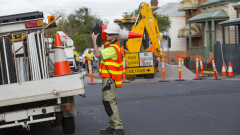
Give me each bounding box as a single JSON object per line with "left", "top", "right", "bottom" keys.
{"left": 227, "top": 61, "right": 234, "bottom": 77}
{"left": 221, "top": 62, "right": 227, "bottom": 76}
{"left": 54, "top": 33, "right": 72, "bottom": 76}
{"left": 117, "top": 29, "right": 143, "bottom": 40}
{"left": 101, "top": 25, "right": 142, "bottom": 42}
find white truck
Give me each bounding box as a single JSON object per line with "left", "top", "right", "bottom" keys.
{"left": 0, "top": 11, "right": 85, "bottom": 134}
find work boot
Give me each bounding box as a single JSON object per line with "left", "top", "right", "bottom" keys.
{"left": 100, "top": 127, "right": 114, "bottom": 134}
{"left": 113, "top": 129, "right": 124, "bottom": 135}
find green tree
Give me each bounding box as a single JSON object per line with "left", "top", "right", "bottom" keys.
{"left": 121, "top": 9, "right": 171, "bottom": 33}
{"left": 72, "top": 33, "right": 92, "bottom": 53}
{"left": 122, "top": 9, "right": 138, "bottom": 18}
{"left": 45, "top": 7, "right": 100, "bottom": 53}
{"left": 153, "top": 13, "right": 171, "bottom": 32}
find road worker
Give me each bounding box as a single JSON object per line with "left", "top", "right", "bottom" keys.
{"left": 73, "top": 47, "right": 80, "bottom": 72}
{"left": 92, "top": 23, "right": 124, "bottom": 135}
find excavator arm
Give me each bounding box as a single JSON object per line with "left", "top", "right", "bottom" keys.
{"left": 126, "top": 3, "right": 163, "bottom": 56}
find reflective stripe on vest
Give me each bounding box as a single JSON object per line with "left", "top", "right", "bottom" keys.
{"left": 99, "top": 69, "right": 123, "bottom": 75}
{"left": 99, "top": 44, "right": 123, "bottom": 87}
{"left": 100, "top": 61, "right": 123, "bottom": 67}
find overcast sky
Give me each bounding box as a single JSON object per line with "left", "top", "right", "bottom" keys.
{"left": 0, "top": 0, "right": 180, "bottom": 22}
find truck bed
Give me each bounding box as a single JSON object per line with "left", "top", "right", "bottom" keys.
{"left": 0, "top": 73, "right": 85, "bottom": 107}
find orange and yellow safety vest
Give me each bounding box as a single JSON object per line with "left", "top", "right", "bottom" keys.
{"left": 99, "top": 44, "right": 123, "bottom": 87}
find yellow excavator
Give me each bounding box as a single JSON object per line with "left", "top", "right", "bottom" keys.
{"left": 114, "top": 2, "right": 164, "bottom": 80}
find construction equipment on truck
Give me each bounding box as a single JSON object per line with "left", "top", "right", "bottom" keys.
{"left": 0, "top": 11, "right": 85, "bottom": 134}
{"left": 56, "top": 31, "right": 76, "bottom": 70}
{"left": 114, "top": 2, "right": 163, "bottom": 79}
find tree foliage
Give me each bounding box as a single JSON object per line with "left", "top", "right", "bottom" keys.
{"left": 153, "top": 13, "right": 171, "bottom": 32}
{"left": 121, "top": 9, "right": 171, "bottom": 32}
{"left": 45, "top": 7, "right": 100, "bottom": 53}
{"left": 122, "top": 9, "right": 139, "bottom": 18}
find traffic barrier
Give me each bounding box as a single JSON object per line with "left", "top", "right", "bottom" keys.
{"left": 181, "top": 56, "right": 186, "bottom": 66}
{"left": 122, "top": 55, "right": 129, "bottom": 83}
{"left": 175, "top": 55, "right": 185, "bottom": 81}
{"left": 227, "top": 61, "right": 234, "bottom": 77}
{"left": 120, "top": 46, "right": 129, "bottom": 83}
{"left": 87, "top": 57, "right": 97, "bottom": 85}
{"left": 159, "top": 56, "right": 169, "bottom": 82}
{"left": 199, "top": 56, "right": 204, "bottom": 76}
{"left": 123, "top": 55, "right": 126, "bottom": 82}
{"left": 221, "top": 62, "right": 227, "bottom": 76}
{"left": 54, "top": 33, "right": 72, "bottom": 76}
{"left": 193, "top": 55, "right": 202, "bottom": 80}
{"left": 92, "top": 59, "right": 94, "bottom": 72}
{"left": 208, "top": 57, "right": 220, "bottom": 80}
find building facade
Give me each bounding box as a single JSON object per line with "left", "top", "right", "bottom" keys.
{"left": 155, "top": 3, "right": 187, "bottom": 62}
{"left": 187, "top": 0, "right": 239, "bottom": 59}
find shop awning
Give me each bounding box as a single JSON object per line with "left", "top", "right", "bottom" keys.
{"left": 188, "top": 9, "right": 229, "bottom": 23}
{"left": 199, "top": 0, "right": 239, "bottom": 8}
{"left": 219, "top": 18, "right": 240, "bottom": 26}
{"left": 178, "top": 0, "right": 198, "bottom": 11}
{"left": 178, "top": 23, "right": 201, "bottom": 38}
{"left": 233, "top": 2, "right": 240, "bottom": 7}
{"left": 198, "top": 0, "right": 226, "bottom": 8}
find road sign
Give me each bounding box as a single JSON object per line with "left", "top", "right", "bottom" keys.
{"left": 47, "top": 16, "right": 57, "bottom": 28}
{"left": 126, "top": 66, "right": 154, "bottom": 75}
{"left": 125, "top": 53, "right": 139, "bottom": 67}
{"left": 139, "top": 52, "right": 153, "bottom": 66}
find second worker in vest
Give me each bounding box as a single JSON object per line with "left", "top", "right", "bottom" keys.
{"left": 92, "top": 23, "right": 124, "bottom": 135}
{"left": 73, "top": 47, "right": 80, "bottom": 72}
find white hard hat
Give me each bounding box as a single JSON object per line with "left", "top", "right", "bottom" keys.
{"left": 104, "top": 23, "right": 120, "bottom": 34}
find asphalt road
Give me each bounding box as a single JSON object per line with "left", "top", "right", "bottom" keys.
{"left": 1, "top": 79, "right": 240, "bottom": 135}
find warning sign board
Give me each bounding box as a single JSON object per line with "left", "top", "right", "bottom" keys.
{"left": 125, "top": 53, "right": 139, "bottom": 67}
{"left": 126, "top": 66, "right": 154, "bottom": 75}
{"left": 47, "top": 15, "right": 57, "bottom": 28}
{"left": 139, "top": 52, "right": 153, "bottom": 66}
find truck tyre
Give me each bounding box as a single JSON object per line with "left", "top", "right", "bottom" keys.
{"left": 62, "top": 117, "right": 75, "bottom": 134}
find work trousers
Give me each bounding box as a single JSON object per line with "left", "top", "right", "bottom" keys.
{"left": 102, "top": 78, "right": 124, "bottom": 129}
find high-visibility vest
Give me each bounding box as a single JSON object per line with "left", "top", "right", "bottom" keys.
{"left": 99, "top": 44, "right": 123, "bottom": 87}
{"left": 74, "top": 51, "right": 79, "bottom": 61}
{"left": 86, "top": 52, "right": 94, "bottom": 60}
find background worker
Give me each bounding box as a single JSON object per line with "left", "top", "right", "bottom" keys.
{"left": 92, "top": 23, "right": 124, "bottom": 135}
{"left": 85, "top": 49, "right": 94, "bottom": 73}
{"left": 73, "top": 47, "right": 80, "bottom": 72}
